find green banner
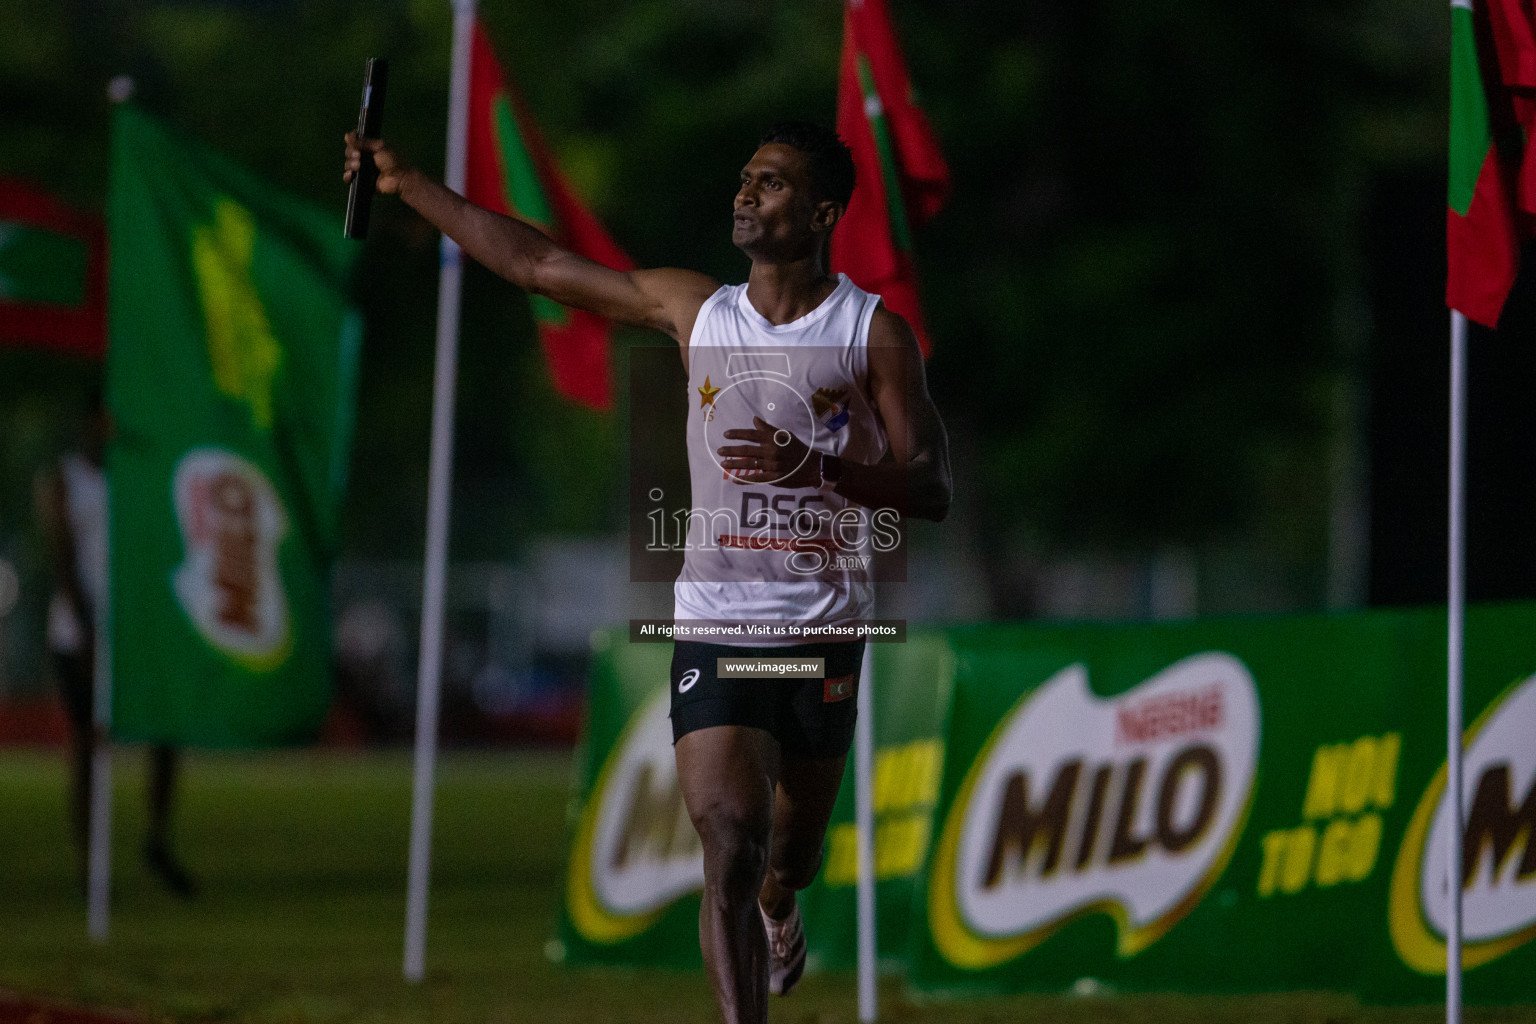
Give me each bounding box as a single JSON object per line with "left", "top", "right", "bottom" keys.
{"left": 798, "top": 635, "right": 954, "bottom": 972}
{"left": 559, "top": 606, "right": 1536, "bottom": 1003}
{"left": 106, "top": 104, "right": 360, "bottom": 747}
{"left": 555, "top": 636, "right": 701, "bottom": 965}
{"left": 910, "top": 605, "right": 1536, "bottom": 1002}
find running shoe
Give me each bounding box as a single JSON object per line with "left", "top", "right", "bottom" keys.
{"left": 760, "top": 900, "right": 807, "bottom": 996}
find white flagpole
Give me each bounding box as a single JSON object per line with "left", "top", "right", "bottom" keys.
{"left": 403, "top": 0, "right": 475, "bottom": 983}
{"left": 855, "top": 640, "right": 877, "bottom": 1022}
{"left": 87, "top": 76, "right": 137, "bottom": 947}
{"left": 1446, "top": 309, "right": 1467, "bottom": 1024}
{"left": 86, "top": 480, "right": 113, "bottom": 943}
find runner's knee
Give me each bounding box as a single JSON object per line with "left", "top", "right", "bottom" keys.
{"left": 692, "top": 806, "right": 770, "bottom": 897}
{"left": 770, "top": 840, "right": 824, "bottom": 893}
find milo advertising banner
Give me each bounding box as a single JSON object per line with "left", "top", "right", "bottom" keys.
{"left": 559, "top": 606, "right": 1536, "bottom": 1002}
{"left": 556, "top": 636, "right": 701, "bottom": 964}
{"left": 106, "top": 105, "right": 360, "bottom": 746}
{"left": 911, "top": 605, "right": 1536, "bottom": 1002}
{"left": 553, "top": 630, "right": 953, "bottom": 966}
{"left": 797, "top": 635, "right": 954, "bottom": 971}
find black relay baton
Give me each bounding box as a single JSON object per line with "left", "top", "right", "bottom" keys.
{"left": 344, "top": 57, "right": 389, "bottom": 239}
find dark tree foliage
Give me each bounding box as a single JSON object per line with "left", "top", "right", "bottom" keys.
{"left": 0, "top": 0, "right": 1447, "bottom": 609}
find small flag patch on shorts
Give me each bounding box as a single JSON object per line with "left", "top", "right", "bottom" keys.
{"left": 824, "top": 674, "right": 854, "bottom": 703}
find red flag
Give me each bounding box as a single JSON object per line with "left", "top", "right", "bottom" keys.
{"left": 465, "top": 22, "right": 634, "bottom": 410}
{"left": 1447, "top": 0, "right": 1536, "bottom": 328}
{"left": 0, "top": 179, "right": 106, "bottom": 358}
{"left": 832, "top": 0, "right": 950, "bottom": 356}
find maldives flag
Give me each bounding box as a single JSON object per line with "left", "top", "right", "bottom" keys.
{"left": 832, "top": 0, "right": 950, "bottom": 356}
{"left": 0, "top": 178, "right": 106, "bottom": 357}
{"left": 1446, "top": 0, "right": 1535, "bottom": 328}
{"left": 465, "top": 23, "right": 632, "bottom": 410}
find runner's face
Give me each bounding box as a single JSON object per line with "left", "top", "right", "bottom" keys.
{"left": 733, "top": 144, "right": 824, "bottom": 261}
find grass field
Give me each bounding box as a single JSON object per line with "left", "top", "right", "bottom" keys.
{"left": 0, "top": 747, "right": 1531, "bottom": 1024}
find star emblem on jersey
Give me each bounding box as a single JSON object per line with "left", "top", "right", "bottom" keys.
{"left": 697, "top": 376, "right": 721, "bottom": 408}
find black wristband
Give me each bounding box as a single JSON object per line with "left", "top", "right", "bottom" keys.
{"left": 819, "top": 453, "right": 844, "bottom": 490}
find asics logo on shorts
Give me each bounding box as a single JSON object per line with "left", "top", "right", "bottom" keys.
{"left": 678, "top": 668, "right": 701, "bottom": 693}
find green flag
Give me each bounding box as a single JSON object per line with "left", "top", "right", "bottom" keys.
{"left": 106, "top": 104, "right": 361, "bottom": 746}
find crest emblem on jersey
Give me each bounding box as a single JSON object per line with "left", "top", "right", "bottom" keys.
{"left": 812, "top": 387, "right": 846, "bottom": 417}
{"left": 813, "top": 386, "right": 851, "bottom": 432}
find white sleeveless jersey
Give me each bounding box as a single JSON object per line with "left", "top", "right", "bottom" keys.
{"left": 674, "top": 274, "right": 888, "bottom": 643}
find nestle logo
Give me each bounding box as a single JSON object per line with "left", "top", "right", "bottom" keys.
{"left": 1115, "top": 683, "right": 1224, "bottom": 745}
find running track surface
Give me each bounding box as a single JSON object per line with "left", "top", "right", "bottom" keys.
{"left": 0, "top": 995, "right": 139, "bottom": 1024}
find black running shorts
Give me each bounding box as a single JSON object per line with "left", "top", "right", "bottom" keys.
{"left": 669, "top": 639, "right": 865, "bottom": 759}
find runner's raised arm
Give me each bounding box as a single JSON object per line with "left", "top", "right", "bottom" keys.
{"left": 344, "top": 132, "right": 717, "bottom": 344}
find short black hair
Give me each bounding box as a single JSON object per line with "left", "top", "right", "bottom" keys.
{"left": 759, "top": 121, "right": 856, "bottom": 209}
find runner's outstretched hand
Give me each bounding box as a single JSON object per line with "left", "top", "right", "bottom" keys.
{"left": 343, "top": 132, "right": 410, "bottom": 196}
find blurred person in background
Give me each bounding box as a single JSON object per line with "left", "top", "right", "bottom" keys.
{"left": 36, "top": 386, "right": 196, "bottom": 898}
{"left": 346, "top": 120, "right": 950, "bottom": 1024}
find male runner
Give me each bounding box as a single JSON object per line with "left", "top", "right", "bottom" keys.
{"left": 345, "top": 120, "right": 950, "bottom": 1024}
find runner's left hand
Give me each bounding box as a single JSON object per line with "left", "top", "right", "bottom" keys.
{"left": 719, "top": 417, "right": 819, "bottom": 488}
